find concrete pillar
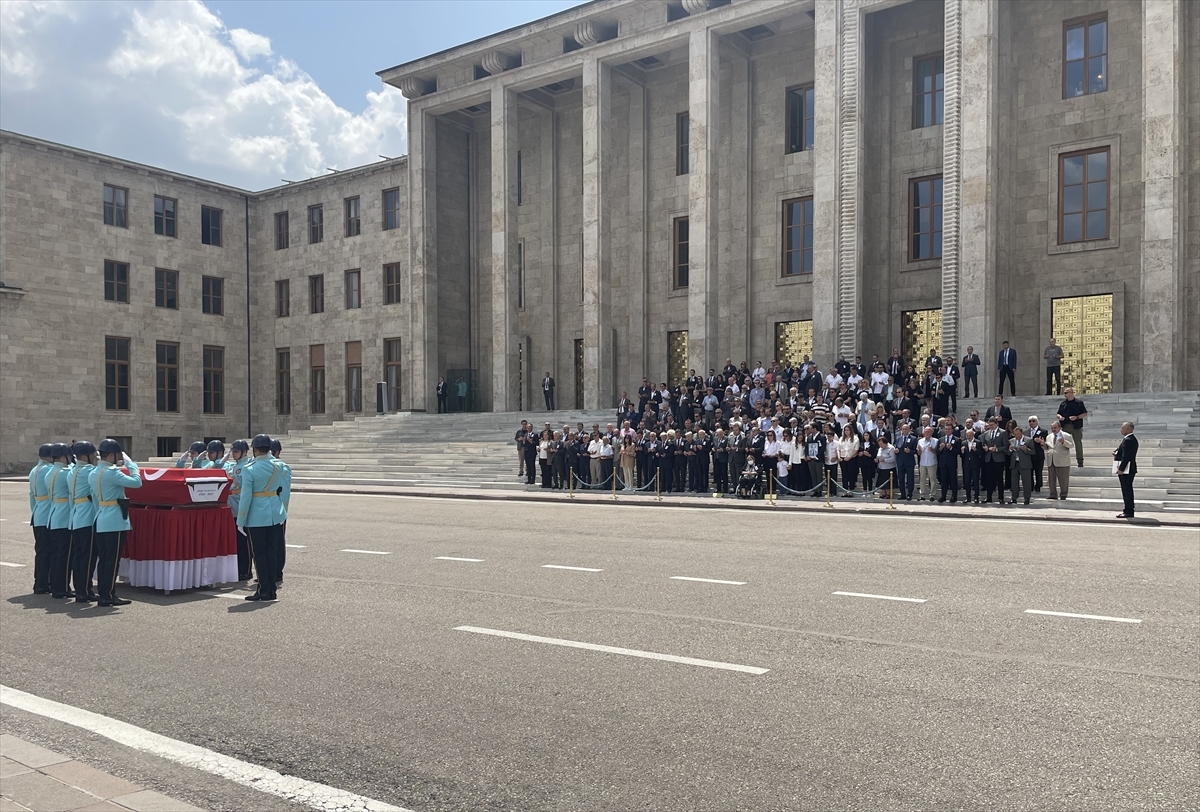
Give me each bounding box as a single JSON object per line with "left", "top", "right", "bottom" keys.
{"left": 1140, "top": 0, "right": 1185, "bottom": 391}
{"left": 626, "top": 79, "right": 649, "bottom": 380}
{"left": 490, "top": 86, "right": 520, "bottom": 411}
{"left": 687, "top": 27, "right": 720, "bottom": 376}
{"left": 407, "top": 105, "right": 438, "bottom": 412}
{"left": 582, "top": 57, "right": 613, "bottom": 409}
{"left": 726, "top": 53, "right": 752, "bottom": 365}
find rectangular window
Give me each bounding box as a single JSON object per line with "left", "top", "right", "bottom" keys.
{"left": 308, "top": 204, "right": 324, "bottom": 244}
{"left": 344, "top": 196, "right": 361, "bottom": 237}
{"left": 203, "top": 346, "right": 224, "bottom": 414}
{"left": 276, "top": 279, "right": 290, "bottom": 317}
{"left": 383, "top": 188, "right": 401, "bottom": 230}
{"left": 310, "top": 344, "right": 326, "bottom": 414}
{"left": 786, "top": 85, "right": 815, "bottom": 153}
{"left": 154, "top": 268, "right": 178, "bottom": 309}
{"left": 516, "top": 151, "right": 523, "bottom": 206}
{"left": 385, "top": 338, "right": 402, "bottom": 410}
{"left": 202, "top": 276, "right": 224, "bottom": 315}
{"left": 201, "top": 206, "right": 223, "bottom": 246}
{"left": 383, "top": 263, "right": 402, "bottom": 305}
{"left": 673, "top": 217, "right": 689, "bottom": 289}
{"left": 104, "top": 260, "right": 129, "bottom": 303}
{"left": 156, "top": 342, "right": 179, "bottom": 413}
{"left": 275, "top": 211, "right": 289, "bottom": 249}
{"left": 909, "top": 175, "right": 944, "bottom": 261}
{"left": 676, "top": 113, "right": 689, "bottom": 175}
{"left": 1059, "top": 147, "right": 1109, "bottom": 243}
{"left": 156, "top": 437, "right": 181, "bottom": 458}
{"left": 345, "top": 341, "right": 362, "bottom": 413}
{"left": 277, "top": 349, "right": 291, "bottom": 415}
{"left": 105, "top": 336, "right": 130, "bottom": 411}
{"left": 344, "top": 269, "right": 361, "bottom": 309}
{"left": 913, "top": 54, "right": 945, "bottom": 128}
{"left": 309, "top": 274, "right": 325, "bottom": 313}
{"left": 1064, "top": 15, "right": 1107, "bottom": 98}
{"left": 782, "top": 197, "right": 814, "bottom": 276}
{"left": 103, "top": 185, "right": 127, "bottom": 228}
{"left": 154, "top": 195, "right": 177, "bottom": 237}
{"left": 516, "top": 241, "right": 525, "bottom": 311}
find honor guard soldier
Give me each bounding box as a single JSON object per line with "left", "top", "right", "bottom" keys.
{"left": 237, "top": 435, "right": 287, "bottom": 601}
{"left": 43, "top": 443, "right": 75, "bottom": 598}
{"left": 68, "top": 441, "right": 100, "bottom": 602}
{"left": 270, "top": 439, "right": 291, "bottom": 587}
{"left": 29, "top": 444, "right": 53, "bottom": 594}
{"left": 199, "top": 439, "right": 225, "bottom": 468}
{"left": 89, "top": 439, "right": 142, "bottom": 607}
{"left": 175, "top": 441, "right": 207, "bottom": 468}
{"left": 224, "top": 439, "right": 253, "bottom": 581}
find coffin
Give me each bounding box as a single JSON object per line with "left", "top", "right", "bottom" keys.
{"left": 128, "top": 467, "right": 231, "bottom": 506}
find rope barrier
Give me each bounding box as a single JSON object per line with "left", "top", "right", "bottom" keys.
{"left": 829, "top": 479, "right": 892, "bottom": 498}
{"left": 570, "top": 470, "right": 615, "bottom": 489}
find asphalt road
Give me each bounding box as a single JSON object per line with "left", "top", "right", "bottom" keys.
{"left": 1, "top": 482, "right": 1197, "bottom": 812}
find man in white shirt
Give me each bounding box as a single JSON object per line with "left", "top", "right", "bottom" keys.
{"left": 752, "top": 362, "right": 767, "bottom": 381}
{"left": 869, "top": 365, "right": 889, "bottom": 403}
{"left": 917, "top": 426, "right": 940, "bottom": 501}
{"left": 825, "top": 370, "right": 844, "bottom": 390}
{"left": 846, "top": 369, "right": 864, "bottom": 390}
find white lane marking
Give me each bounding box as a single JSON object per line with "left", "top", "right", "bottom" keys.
{"left": 0, "top": 562, "right": 26, "bottom": 568}
{"left": 670, "top": 576, "right": 746, "bottom": 586}
{"left": 1025, "top": 609, "right": 1142, "bottom": 624}
{"left": 339, "top": 549, "right": 390, "bottom": 555}
{"left": 455, "top": 626, "right": 769, "bottom": 675}
{"left": 541, "top": 564, "right": 603, "bottom": 572}
{"left": 833, "top": 591, "right": 927, "bottom": 604}
{"left": 285, "top": 544, "right": 306, "bottom": 548}
{"left": 435, "top": 556, "right": 485, "bottom": 562}
{"left": 201, "top": 591, "right": 251, "bottom": 600}
{"left": 0, "top": 684, "right": 410, "bottom": 812}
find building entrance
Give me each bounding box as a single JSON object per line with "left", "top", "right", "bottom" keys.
{"left": 1052, "top": 294, "right": 1113, "bottom": 394}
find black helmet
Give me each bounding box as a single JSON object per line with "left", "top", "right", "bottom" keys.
{"left": 251, "top": 434, "right": 272, "bottom": 450}
{"left": 72, "top": 441, "right": 97, "bottom": 458}
{"left": 38, "top": 443, "right": 53, "bottom": 458}
{"left": 98, "top": 438, "right": 123, "bottom": 457}
{"left": 270, "top": 439, "right": 283, "bottom": 456}
{"left": 190, "top": 441, "right": 206, "bottom": 455}
{"left": 207, "top": 440, "right": 225, "bottom": 454}
{"left": 49, "top": 442, "right": 71, "bottom": 459}
{"left": 231, "top": 439, "right": 249, "bottom": 453}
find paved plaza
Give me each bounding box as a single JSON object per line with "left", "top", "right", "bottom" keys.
{"left": 1, "top": 483, "right": 1197, "bottom": 811}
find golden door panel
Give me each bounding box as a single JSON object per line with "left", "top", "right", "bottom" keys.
{"left": 667, "top": 330, "right": 689, "bottom": 387}
{"left": 1052, "top": 294, "right": 1113, "bottom": 394}
{"left": 774, "top": 321, "right": 813, "bottom": 367}
{"left": 901, "top": 309, "right": 942, "bottom": 368}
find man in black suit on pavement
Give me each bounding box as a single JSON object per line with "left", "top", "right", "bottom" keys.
{"left": 1114, "top": 421, "right": 1139, "bottom": 518}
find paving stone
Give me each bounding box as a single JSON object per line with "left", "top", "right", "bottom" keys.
{"left": 0, "top": 756, "right": 34, "bottom": 779}
{"left": 107, "top": 791, "right": 204, "bottom": 812}
{"left": 0, "top": 772, "right": 97, "bottom": 812}
{"left": 0, "top": 737, "right": 70, "bottom": 770}
{"left": 40, "top": 762, "right": 140, "bottom": 802}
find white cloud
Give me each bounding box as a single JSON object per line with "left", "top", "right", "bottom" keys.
{"left": 229, "top": 28, "right": 272, "bottom": 61}
{"left": 0, "top": 1, "right": 77, "bottom": 87}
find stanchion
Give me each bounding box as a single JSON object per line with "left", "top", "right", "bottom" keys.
{"left": 612, "top": 469, "right": 618, "bottom": 501}
{"left": 656, "top": 474, "right": 662, "bottom": 502}
{"left": 824, "top": 470, "right": 833, "bottom": 508}
{"left": 569, "top": 471, "right": 575, "bottom": 500}
{"left": 887, "top": 471, "right": 897, "bottom": 510}
{"left": 768, "top": 468, "right": 776, "bottom": 505}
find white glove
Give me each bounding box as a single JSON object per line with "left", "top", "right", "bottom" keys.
{"left": 237, "top": 525, "right": 246, "bottom": 536}
{"left": 122, "top": 452, "right": 133, "bottom": 465}
{"left": 221, "top": 449, "right": 232, "bottom": 463}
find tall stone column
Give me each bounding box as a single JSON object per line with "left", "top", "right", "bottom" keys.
{"left": 491, "top": 86, "right": 520, "bottom": 411}
{"left": 407, "top": 105, "right": 438, "bottom": 412}
{"left": 687, "top": 28, "right": 720, "bottom": 375}
{"left": 945, "top": 0, "right": 998, "bottom": 388}
{"left": 1140, "top": 0, "right": 1185, "bottom": 391}
{"left": 582, "top": 57, "right": 613, "bottom": 409}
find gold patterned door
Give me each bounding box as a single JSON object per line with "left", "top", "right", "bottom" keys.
{"left": 774, "top": 321, "right": 813, "bottom": 367}
{"left": 901, "top": 309, "right": 942, "bottom": 368}
{"left": 1052, "top": 294, "right": 1112, "bottom": 394}
{"left": 667, "top": 330, "right": 688, "bottom": 386}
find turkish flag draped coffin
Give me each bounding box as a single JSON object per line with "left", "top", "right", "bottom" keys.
{"left": 129, "top": 467, "right": 231, "bottom": 506}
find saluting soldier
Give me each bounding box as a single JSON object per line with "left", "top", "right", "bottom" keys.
{"left": 237, "top": 435, "right": 287, "bottom": 601}
{"left": 198, "top": 439, "right": 225, "bottom": 468}
{"left": 224, "top": 439, "right": 253, "bottom": 581}
{"left": 89, "top": 439, "right": 141, "bottom": 607}
{"left": 29, "top": 444, "right": 54, "bottom": 594}
{"left": 68, "top": 441, "right": 100, "bottom": 602}
{"left": 176, "top": 441, "right": 207, "bottom": 468}
{"left": 43, "top": 444, "right": 75, "bottom": 598}
{"left": 270, "top": 439, "right": 292, "bottom": 588}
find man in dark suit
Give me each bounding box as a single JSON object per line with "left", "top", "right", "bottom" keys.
{"left": 1114, "top": 422, "right": 1139, "bottom": 518}
{"left": 1008, "top": 427, "right": 1035, "bottom": 505}
{"left": 985, "top": 395, "right": 1013, "bottom": 426}
{"left": 961, "top": 346, "right": 981, "bottom": 399}
{"left": 997, "top": 340, "right": 1017, "bottom": 396}
{"left": 1026, "top": 416, "right": 1048, "bottom": 492}
{"left": 893, "top": 423, "right": 919, "bottom": 501}
{"left": 436, "top": 377, "right": 448, "bottom": 414}
{"left": 543, "top": 373, "right": 556, "bottom": 410}
{"left": 887, "top": 349, "right": 904, "bottom": 379}
{"left": 960, "top": 429, "right": 985, "bottom": 503}
{"left": 981, "top": 418, "right": 1010, "bottom": 504}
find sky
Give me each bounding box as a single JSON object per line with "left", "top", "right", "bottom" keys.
{"left": 0, "top": 0, "right": 580, "bottom": 190}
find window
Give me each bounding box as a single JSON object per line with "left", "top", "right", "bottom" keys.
{"left": 105, "top": 337, "right": 130, "bottom": 411}
{"left": 156, "top": 437, "right": 181, "bottom": 458}
{"left": 909, "top": 175, "right": 943, "bottom": 261}
{"left": 516, "top": 241, "right": 525, "bottom": 311}
{"left": 309, "top": 274, "right": 325, "bottom": 313}
{"left": 345, "top": 269, "right": 361, "bottom": 309}
{"left": 103, "top": 185, "right": 127, "bottom": 227}
{"left": 1064, "top": 15, "right": 1107, "bottom": 98}
{"left": 154, "top": 268, "right": 178, "bottom": 309}
{"left": 276, "top": 279, "right": 290, "bottom": 317}
{"left": 344, "top": 197, "right": 361, "bottom": 237}
{"left": 275, "top": 211, "right": 289, "bottom": 249}
{"left": 201, "top": 206, "right": 223, "bottom": 246}
{"left": 345, "top": 341, "right": 362, "bottom": 413}
{"left": 786, "top": 85, "right": 815, "bottom": 154}
{"left": 516, "top": 151, "right": 523, "bottom": 206}
{"left": 277, "top": 349, "right": 291, "bottom": 415}
{"left": 310, "top": 344, "right": 326, "bottom": 414}
{"left": 156, "top": 342, "right": 179, "bottom": 413}
{"left": 202, "top": 276, "right": 224, "bottom": 315}
{"left": 383, "top": 188, "right": 401, "bottom": 230}
{"left": 203, "top": 346, "right": 224, "bottom": 414}
{"left": 673, "top": 217, "right": 689, "bottom": 289}
{"left": 154, "top": 196, "right": 177, "bottom": 237}
{"left": 1059, "top": 147, "right": 1109, "bottom": 243}
{"left": 676, "top": 113, "right": 689, "bottom": 175}
{"left": 104, "top": 260, "right": 129, "bottom": 303}
{"left": 782, "top": 197, "right": 814, "bottom": 276}
{"left": 385, "top": 338, "right": 402, "bottom": 410}
{"left": 913, "top": 54, "right": 944, "bottom": 128}
{"left": 308, "top": 204, "right": 324, "bottom": 244}
{"left": 384, "top": 263, "right": 402, "bottom": 305}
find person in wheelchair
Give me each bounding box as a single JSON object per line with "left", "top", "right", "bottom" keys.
{"left": 737, "top": 453, "right": 762, "bottom": 499}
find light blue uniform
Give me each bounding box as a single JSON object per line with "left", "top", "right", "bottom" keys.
{"left": 175, "top": 453, "right": 204, "bottom": 469}
{"left": 43, "top": 462, "right": 73, "bottom": 530}
{"left": 28, "top": 461, "right": 47, "bottom": 518}
{"left": 275, "top": 459, "right": 292, "bottom": 513}
{"left": 223, "top": 456, "right": 249, "bottom": 515}
{"left": 32, "top": 462, "right": 53, "bottom": 527}
{"left": 236, "top": 456, "right": 287, "bottom": 528}
{"left": 88, "top": 460, "right": 142, "bottom": 533}
{"left": 68, "top": 463, "right": 97, "bottom": 531}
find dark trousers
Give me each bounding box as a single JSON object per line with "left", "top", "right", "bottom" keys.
{"left": 673, "top": 459, "right": 687, "bottom": 493}
{"left": 963, "top": 373, "right": 978, "bottom": 398}
{"left": 235, "top": 511, "right": 253, "bottom": 580}
{"left": 636, "top": 453, "right": 649, "bottom": 487}
{"left": 576, "top": 457, "right": 590, "bottom": 486}
{"left": 1011, "top": 466, "right": 1033, "bottom": 503}
{"left": 985, "top": 460, "right": 1007, "bottom": 501}
{"left": 963, "top": 459, "right": 981, "bottom": 500}
{"left": 540, "top": 460, "right": 552, "bottom": 488}
{"left": 600, "top": 458, "right": 614, "bottom": 487}
{"left": 859, "top": 458, "right": 877, "bottom": 491}
{"left": 544, "top": 390, "right": 555, "bottom": 410}
{"left": 687, "top": 457, "right": 700, "bottom": 491}
{"left": 94, "top": 530, "right": 125, "bottom": 602}
{"left": 657, "top": 461, "right": 673, "bottom": 492}
{"left": 1045, "top": 367, "right": 1061, "bottom": 396}
{"left": 896, "top": 462, "right": 915, "bottom": 499}
{"left": 48, "top": 527, "right": 72, "bottom": 596}
{"left": 457, "top": 395, "right": 466, "bottom": 411}
{"left": 277, "top": 521, "right": 287, "bottom": 581}
{"left": 1032, "top": 455, "right": 1044, "bottom": 491}
{"left": 437, "top": 393, "right": 448, "bottom": 413}
{"left": 714, "top": 459, "right": 728, "bottom": 493}
{"left": 71, "top": 527, "right": 97, "bottom": 598}
{"left": 1119, "top": 473, "right": 1136, "bottom": 516}
{"left": 998, "top": 368, "right": 1016, "bottom": 396}
{"left": 32, "top": 525, "right": 50, "bottom": 592}
{"left": 824, "top": 464, "right": 840, "bottom": 495}
{"left": 839, "top": 460, "right": 858, "bottom": 493}
{"left": 937, "top": 457, "right": 959, "bottom": 500}
{"left": 552, "top": 458, "right": 567, "bottom": 489}
{"left": 525, "top": 452, "right": 537, "bottom": 485}
{"left": 806, "top": 461, "right": 824, "bottom": 495}
{"left": 246, "top": 525, "right": 280, "bottom": 599}
{"left": 1063, "top": 424, "right": 1084, "bottom": 466}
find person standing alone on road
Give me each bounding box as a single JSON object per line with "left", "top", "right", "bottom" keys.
{"left": 997, "top": 341, "right": 1017, "bottom": 396}
{"left": 1114, "top": 421, "right": 1138, "bottom": 519}
{"left": 1055, "top": 388, "right": 1088, "bottom": 468}
{"left": 1043, "top": 338, "right": 1064, "bottom": 396}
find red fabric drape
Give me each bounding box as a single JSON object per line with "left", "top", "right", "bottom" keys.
{"left": 126, "top": 506, "right": 236, "bottom": 562}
